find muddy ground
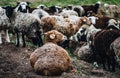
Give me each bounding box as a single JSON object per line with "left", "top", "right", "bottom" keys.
{"left": 0, "top": 43, "right": 120, "bottom": 78}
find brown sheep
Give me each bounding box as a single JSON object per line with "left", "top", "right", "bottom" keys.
{"left": 41, "top": 15, "right": 91, "bottom": 38}
{"left": 30, "top": 43, "right": 70, "bottom": 76}
{"left": 44, "top": 30, "right": 67, "bottom": 44}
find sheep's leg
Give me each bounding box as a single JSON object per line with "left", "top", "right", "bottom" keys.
{"left": 101, "top": 55, "right": 106, "bottom": 70}
{"left": 5, "top": 30, "right": 10, "bottom": 43}
{"left": 107, "top": 56, "right": 111, "bottom": 71}
{"left": 0, "top": 32, "right": 2, "bottom": 44}
{"left": 38, "top": 36, "right": 43, "bottom": 47}
{"left": 22, "top": 33, "right": 26, "bottom": 47}
{"left": 16, "top": 32, "right": 20, "bottom": 47}
{"left": 111, "top": 56, "right": 116, "bottom": 72}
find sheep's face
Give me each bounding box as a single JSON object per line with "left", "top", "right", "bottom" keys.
{"left": 88, "top": 16, "right": 98, "bottom": 25}
{"left": 3, "top": 6, "right": 14, "bottom": 18}
{"left": 49, "top": 5, "right": 62, "bottom": 15}
{"left": 17, "top": 2, "right": 30, "bottom": 13}
{"left": 79, "top": 16, "right": 91, "bottom": 26}
{"left": 44, "top": 30, "right": 67, "bottom": 44}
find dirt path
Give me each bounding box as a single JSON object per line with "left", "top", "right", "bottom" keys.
{"left": 0, "top": 43, "right": 120, "bottom": 78}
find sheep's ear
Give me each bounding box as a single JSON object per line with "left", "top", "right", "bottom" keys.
{"left": 27, "top": 1, "right": 31, "bottom": 5}
{"left": 49, "top": 34, "right": 56, "bottom": 39}
{"left": 17, "top": 2, "right": 20, "bottom": 5}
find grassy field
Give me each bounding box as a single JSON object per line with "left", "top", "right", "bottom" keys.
{"left": 0, "top": 0, "right": 120, "bottom": 7}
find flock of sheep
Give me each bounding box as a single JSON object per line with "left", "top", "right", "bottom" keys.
{"left": 0, "top": 1, "right": 120, "bottom": 76}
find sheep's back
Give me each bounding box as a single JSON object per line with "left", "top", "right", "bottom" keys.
{"left": 13, "top": 13, "right": 41, "bottom": 32}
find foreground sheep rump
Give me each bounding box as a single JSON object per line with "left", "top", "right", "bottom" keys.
{"left": 30, "top": 43, "right": 70, "bottom": 76}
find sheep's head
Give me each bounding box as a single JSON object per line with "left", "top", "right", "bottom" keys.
{"left": 16, "top": 1, "right": 30, "bottom": 13}
{"left": 88, "top": 16, "right": 98, "bottom": 25}
{"left": 79, "top": 16, "right": 91, "bottom": 27}
{"left": 2, "top": 6, "right": 15, "bottom": 18}
{"left": 44, "top": 30, "right": 67, "bottom": 44}
{"left": 107, "top": 19, "right": 120, "bottom": 30}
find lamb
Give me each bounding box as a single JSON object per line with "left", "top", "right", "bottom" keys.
{"left": 3, "top": 6, "right": 43, "bottom": 47}
{"left": 0, "top": 7, "right": 11, "bottom": 44}
{"left": 93, "top": 27, "right": 120, "bottom": 72}
{"left": 44, "top": 30, "right": 67, "bottom": 44}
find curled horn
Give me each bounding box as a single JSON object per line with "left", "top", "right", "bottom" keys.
{"left": 49, "top": 34, "right": 56, "bottom": 39}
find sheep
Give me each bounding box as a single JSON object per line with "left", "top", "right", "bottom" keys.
{"left": 86, "top": 24, "right": 101, "bottom": 45}
{"left": 59, "top": 39, "right": 93, "bottom": 62}
{"left": 72, "top": 5, "right": 85, "bottom": 17}
{"left": 32, "top": 8, "right": 49, "bottom": 19}
{"left": 3, "top": 6, "right": 43, "bottom": 47}
{"left": 70, "top": 24, "right": 90, "bottom": 42}
{"left": 82, "top": 1, "right": 101, "bottom": 16}
{"left": 0, "top": 7, "right": 11, "bottom": 44}
{"left": 88, "top": 16, "right": 116, "bottom": 29}
{"left": 36, "top": 4, "right": 47, "bottom": 9}
{"left": 43, "top": 5, "right": 62, "bottom": 15}
{"left": 93, "top": 27, "right": 120, "bottom": 72}
{"left": 59, "top": 9, "right": 78, "bottom": 18}
{"left": 44, "top": 30, "right": 67, "bottom": 44}
{"left": 30, "top": 43, "right": 70, "bottom": 76}
{"left": 103, "top": 3, "right": 120, "bottom": 19}
{"left": 110, "top": 37, "right": 120, "bottom": 65}
{"left": 41, "top": 15, "right": 91, "bottom": 38}
{"left": 74, "top": 43, "right": 93, "bottom": 62}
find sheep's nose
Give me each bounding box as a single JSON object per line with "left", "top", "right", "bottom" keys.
{"left": 22, "top": 9, "right": 27, "bottom": 13}
{"left": 80, "top": 29, "right": 85, "bottom": 33}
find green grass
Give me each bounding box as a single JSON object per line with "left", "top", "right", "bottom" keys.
{"left": 0, "top": 0, "right": 120, "bottom": 7}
